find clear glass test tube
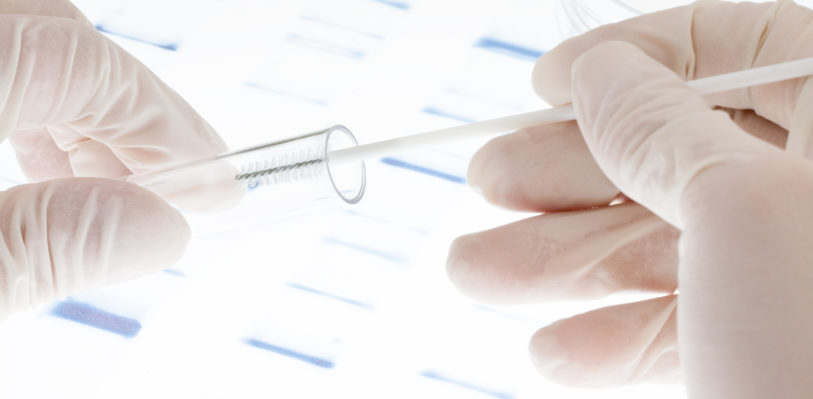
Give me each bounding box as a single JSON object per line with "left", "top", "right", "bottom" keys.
{"left": 126, "top": 125, "right": 366, "bottom": 234}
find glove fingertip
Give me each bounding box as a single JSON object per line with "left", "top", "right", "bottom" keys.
{"left": 105, "top": 180, "right": 191, "bottom": 280}
{"left": 532, "top": 49, "right": 574, "bottom": 106}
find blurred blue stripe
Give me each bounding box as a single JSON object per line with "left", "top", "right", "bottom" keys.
{"left": 300, "top": 15, "right": 384, "bottom": 39}
{"left": 244, "top": 82, "right": 328, "bottom": 106}
{"left": 323, "top": 237, "right": 408, "bottom": 264}
{"left": 287, "top": 282, "right": 372, "bottom": 309}
{"left": 380, "top": 157, "right": 466, "bottom": 184}
{"left": 285, "top": 34, "right": 365, "bottom": 59}
{"left": 95, "top": 25, "right": 179, "bottom": 51}
{"left": 345, "top": 209, "right": 431, "bottom": 235}
{"left": 475, "top": 37, "right": 543, "bottom": 60}
{"left": 422, "top": 106, "right": 475, "bottom": 123}
{"left": 369, "top": 0, "right": 410, "bottom": 10}
{"left": 244, "top": 338, "right": 335, "bottom": 369}
{"left": 52, "top": 301, "right": 141, "bottom": 338}
{"left": 420, "top": 370, "right": 514, "bottom": 399}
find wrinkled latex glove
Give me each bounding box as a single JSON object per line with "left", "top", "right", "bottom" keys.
{"left": 447, "top": 1, "right": 813, "bottom": 396}
{"left": 0, "top": 1, "right": 228, "bottom": 317}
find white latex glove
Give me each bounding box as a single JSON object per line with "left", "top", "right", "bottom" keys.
{"left": 448, "top": 1, "right": 813, "bottom": 397}
{"left": 0, "top": 1, "right": 228, "bottom": 317}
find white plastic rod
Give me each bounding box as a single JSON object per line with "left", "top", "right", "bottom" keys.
{"left": 328, "top": 56, "right": 813, "bottom": 166}
{"left": 688, "top": 56, "right": 813, "bottom": 95}
{"left": 329, "top": 107, "right": 576, "bottom": 166}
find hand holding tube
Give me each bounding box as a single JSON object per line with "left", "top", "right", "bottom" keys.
{"left": 0, "top": 0, "right": 227, "bottom": 317}
{"left": 448, "top": 1, "right": 813, "bottom": 396}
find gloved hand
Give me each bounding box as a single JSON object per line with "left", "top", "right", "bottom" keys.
{"left": 447, "top": 1, "right": 813, "bottom": 397}
{"left": 0, "top": 1, "right": 227, "bottom": 317}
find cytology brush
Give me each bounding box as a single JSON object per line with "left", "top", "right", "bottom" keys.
{"left": 128, "top": 57, "right": 813, "bottom": 218}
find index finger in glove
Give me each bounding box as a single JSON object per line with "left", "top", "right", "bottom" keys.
{"left": 534, "top": 0, "right": 813, "bottom": 129}
{"left": 468, "top": 106, "right": 789, "bottom": 213}
{"left": 468, "top": 121, "right": 619, "bottom": 212}
{"left": 0, "top": 16, "right": 227, "bottom": 177}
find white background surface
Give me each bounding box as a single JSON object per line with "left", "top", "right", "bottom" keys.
{"left": 0, "top": 0, "right": 728, "bottom": 397}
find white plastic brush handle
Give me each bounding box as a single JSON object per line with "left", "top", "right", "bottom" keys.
{"left": 329, "top": 56, "right": 813, "bottom": 166}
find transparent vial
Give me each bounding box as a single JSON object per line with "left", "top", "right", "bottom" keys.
{"left": 126, "top": 125, "right": 366, "bottom": 232}
{"left": 554, "top": 0, "right": 695, "bottom": 39}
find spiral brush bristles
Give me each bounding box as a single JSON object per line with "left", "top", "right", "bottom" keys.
{"left": 234, "top": 147, "right": 326, "bottom": 190}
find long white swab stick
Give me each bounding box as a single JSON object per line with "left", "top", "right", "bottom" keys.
{"left": 329, "top": 56, "right": 813, "bottom": 166}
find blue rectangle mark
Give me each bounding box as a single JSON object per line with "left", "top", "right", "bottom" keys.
{"left": 323, "top": 236, "right": 408, "bottom": 264}
{"left": 287, "top": 282, "right": 372, "bottom": 309}
{"left": 473, "top": 304, "right": 528, "bottom": 322}
{"left": 163, "top": 268, "right": 185, "bottom": 277}
{"left": 51, "top": 300, "right": 141, "bottom": 339}
{"left": 420, "top": 370, "right": 514, "bottom": 399}
{"left": 369, "top": 0, "right": 410, "bottom": 10}
{"left": 422, "top": 106, "right": 475, "bottom": 123}
{"left": 380, "top": 157, "right": 466, "bottom": 184}
{"left": 244, "top": 82, "right": 327, "bottom": 106}
{"left": 300, "top": 15, "right": 384, "bottom": 40}
{"left": 285, "top": 34, "right": 365, "bottom": 59}
{"left": 244, "top": 338, "right": 335, "bottom": 369}
{"left": 95, "top": 25, "right": 179, "bottom": 51}
{"left": 344, "top": 209, "right": 431, "bottom": 235}
{"left": 475, "top": 37, "right": 543, "bottom": 61}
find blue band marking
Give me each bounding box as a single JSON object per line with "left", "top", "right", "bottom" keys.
{"left": 475, "top": 37, "right": 543, "bottom": 61}
{"left": 287, "top": 282, "right": 373, "bottom": 309}
{"left": 95, "top": 25, "right": 179, "bottom": 51}
{"left": 344, "top": 209, "right": 431, "bottom": 235}
{"left": 244, "top": 338, "right": 335, "bottom": 369}
{"left": 421, "top": 106, "right": 475, "bottom": 123}
{"left": 244, "top": 82, "right": 328, "bottom": 106}
{"left": 322, "top": 236, "right": 408, "bottom": 264}
{"left": 420, "top": 370, "right": 514, "bottom": 399}
{"left": 300, "top": 15, "right": 384, "bottom": 39}
{"left": 369, "top": 0, "right": 410, "bottom": 10}
{"left": 51, "top": 300, "right": 142, "bottom": 339}
{"left": 380, "top": 157, "right": 466, "bottom": 184}
{"left": 162, "top": 268, "right": 185, "bottom": 277}
{"left": 285, "top": 34, "right": 366, "bottom": 59}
